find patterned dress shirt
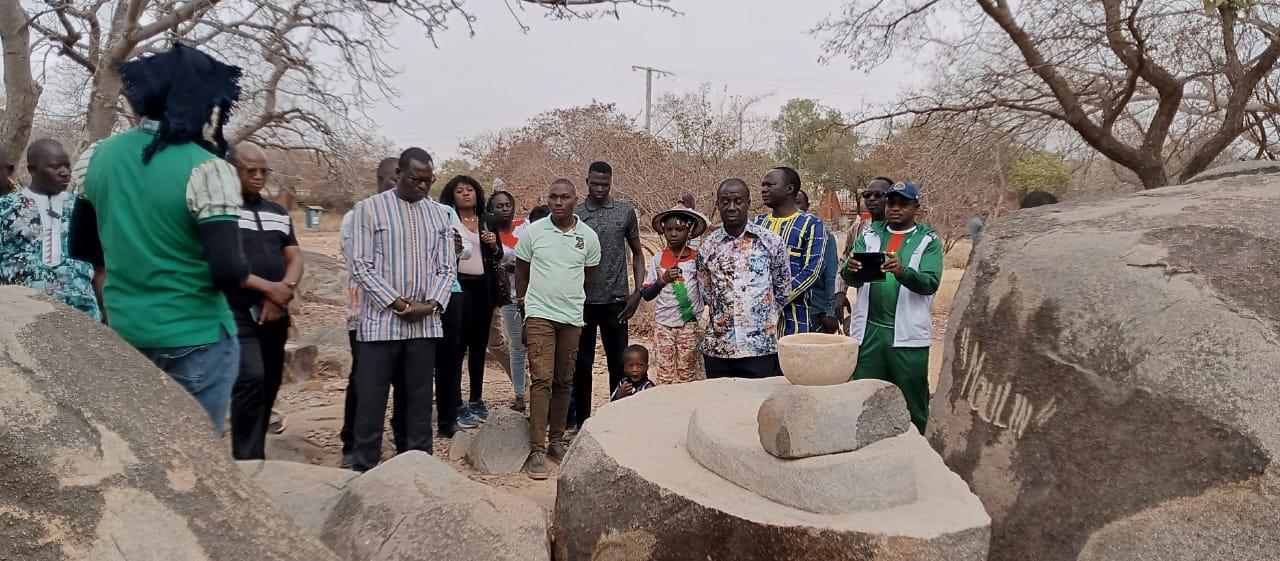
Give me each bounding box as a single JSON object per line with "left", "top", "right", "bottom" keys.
{"left": 696, "top": 223, "right": 791, "bottom": 359}
{"left": 0, "top": 188, "right": 101, "bottom": 319}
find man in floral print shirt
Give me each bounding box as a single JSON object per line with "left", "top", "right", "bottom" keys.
{"left": 0, "top": 139, "right": 100, "bottom": 320}
{"left": 697, "top": 178, "right": 790, "bottom": 378}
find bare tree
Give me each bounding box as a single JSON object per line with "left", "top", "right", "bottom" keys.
{"left": 818, "top": 0, "right": 1280, "bottom": 188}
{"left": 463, "top": 99, "right": 768, "bottom": 222}
{"left": 1, "top": 0, "right": 668, "bottom": 162}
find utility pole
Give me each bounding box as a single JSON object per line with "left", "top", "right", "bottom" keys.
{"left": 631, "top": 65, "right": 673, "bottom": 134}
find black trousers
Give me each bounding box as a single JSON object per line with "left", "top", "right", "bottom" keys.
{"left": 703, "top": 353, "right": 781, "bottom": 379}
{"left": 456, "top": 275, "right": 495, "bottom": 403}
{"left": 339, "top": 330, "right": 361, "bottom": 460}
{"left": 230, "top": 310, "right": 289, "bottom": 460}
{"left": 435, "top": 296, "right": 464, "bottom": 431}
{"left": 351, "top": 338, "right": 437, "bottom": 472}
{"left": 570, "top": 301, "right": 629, "bottom": 428}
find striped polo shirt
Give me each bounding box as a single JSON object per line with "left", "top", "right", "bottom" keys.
{"left": 230, "top": 195, "right": 297, "bottom": 310}
{"left": 347, "top": 189, "right": 458, "bottom": 342}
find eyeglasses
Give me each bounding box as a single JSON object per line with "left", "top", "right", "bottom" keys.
{"left": 241, "top": 167, "right": 273, "bottom": 177}
{"left": 861, "top": 191, "right": 885, "bottom": 199}
{"left": 405, "top": 175, "right": 435, "bottom": 186}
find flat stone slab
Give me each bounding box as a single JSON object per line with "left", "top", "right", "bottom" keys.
{"left": 553, "top": 378, "right": 990, "bottom": 561}
{"left": 465, "top": 407, "right": 531, "bottom": 474}
{"left": 758, "top": 380, "right": 912, "bottom": 459}
{"left": 689, "top": 398, "right": 916, "bottom": 514}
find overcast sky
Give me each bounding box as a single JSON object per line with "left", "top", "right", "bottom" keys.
{"left": 373, "top": 0, "right": 928, "bottom": 160}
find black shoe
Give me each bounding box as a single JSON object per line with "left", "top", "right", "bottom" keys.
{"left": 340, "top": 453, "right": 354, "bottom": 470}
{"left": 438, "top": 424, "right": 459, "bottom": 438}
{"left": 548, "top": 440, "right": 568, "bottom": 462}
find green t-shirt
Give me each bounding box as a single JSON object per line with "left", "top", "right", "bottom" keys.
{"left": 73, "top": 128, "right": 242, "bottom": 348}
{"left": 514, "top": 216, "right": 601, "bottom": 327}
{"left": 863, "top": 224, "right": 938, "bottom": 328}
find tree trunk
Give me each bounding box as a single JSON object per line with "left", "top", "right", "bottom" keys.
{"left": 82, "top": 1, "right": 135, "bottom": 146}
{"left": 84, "top": 67, "right": 126, "bottom": 145}
{"left": 0, "top": 0, "right": 40, "bottom": 163}
{"left": 1136, "top": 165, "right": 1170, "bottom": 189}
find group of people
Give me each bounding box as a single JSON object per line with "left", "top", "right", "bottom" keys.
{"left": 0, "top": 44, "right": 946, "bottom": 481}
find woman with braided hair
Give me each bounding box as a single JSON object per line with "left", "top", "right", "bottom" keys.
{"left": 640, "top": 207, "right": 709, "bottom": 385}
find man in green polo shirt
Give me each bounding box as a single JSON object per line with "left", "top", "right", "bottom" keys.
{"left": 841, "top": 181, "right": 942, "bottom": 433}
{"left": 68, "top": 45, "right": 292, "bottom": 435}
{"left": 515, "top": 178, "right": 600, "bottom": 480}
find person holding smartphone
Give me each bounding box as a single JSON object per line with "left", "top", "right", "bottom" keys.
{"left": 841, "top": 180, "right": 942, "bottom": 434}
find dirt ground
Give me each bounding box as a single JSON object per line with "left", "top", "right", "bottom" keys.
{"left": 270, "top": 223, "right": 965, "bottom": 512}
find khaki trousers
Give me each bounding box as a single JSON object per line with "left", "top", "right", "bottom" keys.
{"left": 524, "top": 316, "right": 581, "bottom": 453}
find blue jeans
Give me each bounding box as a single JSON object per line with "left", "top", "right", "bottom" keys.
{"left": 502, "top": 303, "right": 528, "bottom": 396}
{"left": 138, "top": 326, "right": 240, "bottom": 435}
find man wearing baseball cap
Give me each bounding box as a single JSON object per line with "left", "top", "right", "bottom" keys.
{"left": 840, "top": 180, "right": 943, "bottom": 433}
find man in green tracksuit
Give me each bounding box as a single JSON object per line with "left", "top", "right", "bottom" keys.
{"left": 841, "top": 181, "right": 942, "bottom": 433}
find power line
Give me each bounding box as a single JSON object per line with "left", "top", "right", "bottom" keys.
{"left": 631, "top": 65, "right": 675, "bottom": 133}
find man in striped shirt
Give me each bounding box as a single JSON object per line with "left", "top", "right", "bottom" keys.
{"left": 346, "top": 147, "right": 457, "bottom": 472}
{"left": 755, "top": 166, "right": 829, "bottom": 335}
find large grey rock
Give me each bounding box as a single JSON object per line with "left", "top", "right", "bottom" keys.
{"left": 757, "top": 380, "right": 911, "bottom": 459}
{"left": 927, "top": 173, "right": 1280, "bottom": 561}
{"left": 282, "top": 343, "right": 319, "bottom": 383}
{"left": 237, "top": 460, "right": 359, "bottom": 537}
{"left": 0, "top": 287, "right": 338, "bottom": 561}
{"left": 295, "top": 250, "right": 346, "bottom": 306}
{"left": 465, "top": 407, "right": 532, "bottom": 474}
{"left": 688, "top": 399, "right": 917, "bottom": 514}
{"left": 296, "top": 325, "right": 352, "bottom": 375}
{"left": 449, "top": 428, "right": 476, "bottom": 461}
{"left": 321, "top": 452, "right": 550, "bottom": 561}
{"left": 554, "top": 378, "right": 989, "bottom": 561}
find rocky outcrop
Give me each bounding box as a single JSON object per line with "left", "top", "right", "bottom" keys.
{"left": 237, "top": 460, "right": 358, "bottom": 536}
{"left": 927, "top": 170, "right": 1280, "bottom": 561}
{"left": 321, "top": 452, "right": 550, "bottom": 561}
{"left": 0, "top": 287, "right": 338, "bottom": 561}
{"left": 554, "top": 378, "right": 990, "bottom": 561}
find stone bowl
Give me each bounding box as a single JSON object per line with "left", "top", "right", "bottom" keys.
{"left": 777, "top": 333, "right": 859, "bottom": 386}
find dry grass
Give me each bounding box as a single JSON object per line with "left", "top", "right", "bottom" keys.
{"left": 945, "top": 240, "right": 973, "bottom": 269}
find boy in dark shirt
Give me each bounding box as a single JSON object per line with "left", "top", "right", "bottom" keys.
{"left": 610, "top": 345, "right": 656, "bottom": 401}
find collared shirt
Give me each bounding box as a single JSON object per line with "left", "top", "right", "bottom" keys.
{"left": 231, "top": 195, "right": 298, "bottom": 310}
{"left": 341, "top": 202, "right": 473, "bottom": 330}
{"left": 753, "top": 211, "right": 829, "bottom": 334}
{"left": 696, "top": 223, "right": 790, "bottom": 359}
{"left": 575, "top": 197, "right": 639, "bottom": 304}
{"left": 514, "top": 216, "right": 601, "bottom": 326}
{"left": 72, "top": 126, "right": 240, "bottom": 348}
{"left": 348, "top": 190, "right": 457, "bottom": 342}
{"left": 0, "top": 188, "right": 100, "bottom": 319}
